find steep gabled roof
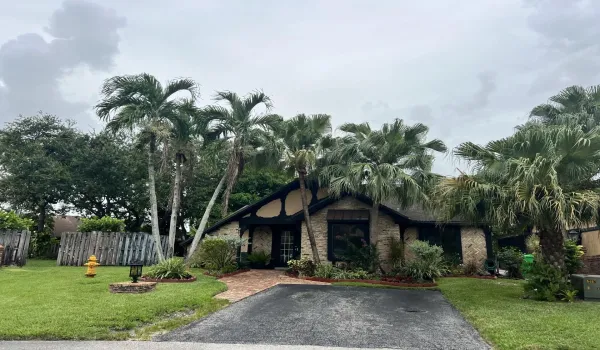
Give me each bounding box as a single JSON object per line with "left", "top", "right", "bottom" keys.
{"left": 181, "top": 180, "right": 468, "bottom": 246}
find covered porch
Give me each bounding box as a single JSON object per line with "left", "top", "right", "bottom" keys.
{"left": 240, "top": 218, "right": 303, "bottom": 268}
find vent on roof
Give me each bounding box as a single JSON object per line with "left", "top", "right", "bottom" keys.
{"left": 326, "top": 210, "right": 370, "bottom": 222}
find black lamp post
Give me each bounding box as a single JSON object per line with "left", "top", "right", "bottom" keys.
{"left": 129, "top": 261, "right": 143, "bottom": 283}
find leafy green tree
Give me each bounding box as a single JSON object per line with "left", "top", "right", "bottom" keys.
{"left": 95, "top": 73, "right": 199, "bottom": 261}
{"left": 200, "top": 90, "right": 283, "bottom": 218}
{"left": 322, "top": 119, "right": 446, "bottom": 242}
{"left": 530, "top": 85, "right": 600, "bottom": 130}
{"left": 0, "top": 113, "right": 80, "bottom": 232}
{"left": 433, "top": 123, "right": 600, "bottom": 270}
{"left": 280, "top": 114, "right": 332, "bottom": 264}
{"left": 229, "top": 168, "right": 291, "bottom": 212}
{"left": 69, "top": 131, "right": 148, "bottom": 231}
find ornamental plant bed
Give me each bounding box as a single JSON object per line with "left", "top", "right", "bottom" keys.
{"left": 204, "top": 269, "right": 250, "bottom": 278}
{"left": 294, "top": 275, "right": 437, "bottom": 287}
{"left": 139, "top": 276, "right": 197, "bottom": 283}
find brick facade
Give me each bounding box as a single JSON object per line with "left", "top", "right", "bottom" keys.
{"left": 252, "top": 226, "right": 272, "bottom": 254}
{"left": 460, "top": 227, "right": 487, "bottom": 266}
{"left": 581, "top": 255, "right": 600, "bottom": 274}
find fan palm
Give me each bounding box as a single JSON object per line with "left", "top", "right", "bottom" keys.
{"left": 530, "top": 85, "right": 600, "bottom": 130}
{"left": 433, "top": 123, "right": 600, "bottom": 270}
{"left": 96, "top": 73, "right": 198, "bottom": 261}
{"left": 200, "top": 90, "right": 282, "bottom": 218}
{"left": 322, "top": 119, "right": 446, "bottom": 243}
{"left": 280, "top": 114, "right": 333, "bottom": 264}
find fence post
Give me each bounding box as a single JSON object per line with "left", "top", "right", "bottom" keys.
{"left": 0, "top": 244, "right": 4, "bottom": 266}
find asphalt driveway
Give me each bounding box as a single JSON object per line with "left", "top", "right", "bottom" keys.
{"left": 158, "top": 284, "right": 489, "bottom": 349}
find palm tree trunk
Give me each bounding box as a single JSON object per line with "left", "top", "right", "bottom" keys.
{"left": 299, "top": 171, "right": 320, "bottom": 264}
{"left": 167, "top": 153, "right": 183, "bottom": 258}
{"left": 539, "top": 229, "right": 566, "bottom": 272}
{"left": 370, "top": 202, "right": 380, "bottom": 246}
{"left": 148, "top": 135, "right": 165, "bottom": 262}
{"left": 221, "top": 148, "right": 241, "bottom": 218}
{"left": 187, "top": 173, "right": 227, "bottom": 260}
{"left": 37, "top": 201, "right": 47, "bottom": 233}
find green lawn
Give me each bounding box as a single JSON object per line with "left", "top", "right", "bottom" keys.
{"left": 0, "top": 260, "right": 228, "bottom": 340}
{"left": 439, "top": 278, "right": 600, "bottom": 350}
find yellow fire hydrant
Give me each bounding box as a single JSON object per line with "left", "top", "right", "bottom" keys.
{"left": 84, "top": 255, "right": 100, "bottom": 278}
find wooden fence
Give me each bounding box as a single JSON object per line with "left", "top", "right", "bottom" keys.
{"left": 0, "top": 230, "right": 31, "bottom": 266}
{"left": 57, "top": 232, "right": 168, "bottom": 266}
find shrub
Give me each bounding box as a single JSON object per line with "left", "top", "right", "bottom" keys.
{"left": 564, "top": 239, "right": 584, "bottom": 275}
{"left": 463, "top": 260, "right": 481, "bottom": 276}
{"left": 523, "top": 261, "right": 569, "bottom": 302}
{"left": 314, "top": 263, "right": 337, "bottom": 278}
{"left": 559, "top": 289, "right": 578, "bottom": 303}
{"left": 340, "top": 240, "right": 381, "bottom": 273}
{"left": 78, "top": 216, "right": 125, "bottom": 232}
{"left": 29, "top": 232, "right": 59, "bottom": 259}
{"left": 190, "top": 236, "right": 245, "bottom": 273}
{"left": 287, "top": 258, "right": 316, "bottom": 277}
{"left": 497, "top": 247, "right": 523, "bottom": 278}
{"left": 247, "top": 251, "right": 271, "bottom": 267}
{"left": 0, "top": 210, "right": 34, "bottom": 230}
{"left": 388, "top": 236, "right": 405, "bottom": 269}
{"left": 331, "top": 268, "right": 369, "bottom": 280}
{"left": 403, "top": 240, "right": 447, "bottom": 282}
{"left": 145, "top": 258, "right": 192, "bottom": 279}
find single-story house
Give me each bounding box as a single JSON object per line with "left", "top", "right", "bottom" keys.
{"left": 185, "top": 180, "right": 492, "bottom": 268}
{"left": 53, "top": 215, "right": 81, "bottom": 238}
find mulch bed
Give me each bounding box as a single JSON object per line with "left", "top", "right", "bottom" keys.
{"left": 204, "top": 269, "right": 250, "bottom": 278}
{"left": 139, "top": 276, "right": 197, "bottom": 283}
{"left": 288, "top": 274, "right": 437, "bottom": 287}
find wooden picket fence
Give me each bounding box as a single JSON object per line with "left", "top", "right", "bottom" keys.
{"left": 57, "top": 232, "right": 168, "bottom": 266}
{"left": 0, "top": 230, "right": 31, "bottom": 266}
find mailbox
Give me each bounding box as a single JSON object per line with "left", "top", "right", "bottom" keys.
{"left": 571, "top": 274, "right": 600, "bottom": 300}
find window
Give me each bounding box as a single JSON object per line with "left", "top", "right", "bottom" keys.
{"left": 418, "top": 225, "right": 462, "bottom": 262}
{"left": 328, "top": 223, "right": 369, "bottom": 261}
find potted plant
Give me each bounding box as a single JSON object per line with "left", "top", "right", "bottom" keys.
{"left": 247, "top": 251, "right": 271, "bottom": 269}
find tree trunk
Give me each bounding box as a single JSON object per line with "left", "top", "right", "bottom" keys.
{"left": 539, "top": 229, "right": 566, "bottom": 272}
{"left": 221, "top": 148, "right": 241, "bottom": 218}
{"left": 37, "top": 202, "right": 47, "bottom": 233}
{"left": 299, "top": 171, "right": 320, "bottom": 264}
{"left": 148, "top": 135, "right": 165, "bottom": 262}
{"left": 167, "top": 153, "right": 183, "bottom": 258}
{"left": 187, "top": 173, "right": 227, "bottom": 260}
{"left": 370, "top": 202, "right": 380, "bottom": 246}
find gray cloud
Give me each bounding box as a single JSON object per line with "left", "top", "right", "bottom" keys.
{"left": 525, "top": 0, "right": 600, "bottom": 94}
{"left": 449, "top": 71, "right": 497, "bottom": 115}
{"left": 0, "top": 0, "right": 126, "bottom": 124}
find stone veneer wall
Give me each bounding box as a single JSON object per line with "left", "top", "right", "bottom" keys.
{"left": 461, "top": 227, "right": 487, "bottom": 265}
{"left": 300, "top": 197, "right": 398, "bottom": 265}
{"left": 252, "top": 226, "right": 272, "bottom": 254}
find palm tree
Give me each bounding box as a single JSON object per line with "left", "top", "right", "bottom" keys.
{"left": 96, "top": 73, "right": 198, "bottom": 261}
{"left": 322, "top": 119, "right": 446, "bottom": 244}
{"left": 530, "top": 85, "right": 600, "bottom": 130}
{"left": 280, "top": 114, "right": 333, "bottom": 264}
{"left": 433, "top": 123, "right": 600, "bottom": 271}
{"left": 200, "top": 90, "right": 282, "bottom": 218}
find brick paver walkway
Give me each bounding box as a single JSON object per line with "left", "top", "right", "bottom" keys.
{"left": 215, "top": 269, "right": 330, "bottom": 302}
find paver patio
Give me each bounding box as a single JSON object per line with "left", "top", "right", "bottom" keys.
{"left": 214, "top": 269, "right": 329, "bottom": 302}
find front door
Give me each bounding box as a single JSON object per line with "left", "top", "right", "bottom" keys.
{"left": 272, "top": 225, "right": 301, "bottom": 267}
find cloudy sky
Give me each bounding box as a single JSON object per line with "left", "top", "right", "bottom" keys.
{"left": 1, "top": 0, "right": 599, "bottom": 175}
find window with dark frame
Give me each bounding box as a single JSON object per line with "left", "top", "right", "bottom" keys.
{"left": 328, "top": 223, "right": 369, "bottom": 261}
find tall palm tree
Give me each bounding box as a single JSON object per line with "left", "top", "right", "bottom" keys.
{"left": 200, "top": 90, "right": 282, "bottom": 218}
{"left": 530, "top": 85, "right": 600, "bottom": 130}
{"left": 280, "top": 114, "right": 332, "bottom": 264}
{"left": 322, "top": 119, "right": 446, "bottom": 244}
{"left": 433, "top": 123, "right": 600, "bottom": 271}
{"left": 96, "top": 73, "right": 198, "bottom": 261}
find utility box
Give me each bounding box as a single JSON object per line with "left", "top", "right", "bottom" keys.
{"left": 571, "top": 274, "right": 600, "bottom": 300}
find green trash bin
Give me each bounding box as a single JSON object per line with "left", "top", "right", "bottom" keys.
{"left": 522, "top": 254, "right": 534, "bottom": 275}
